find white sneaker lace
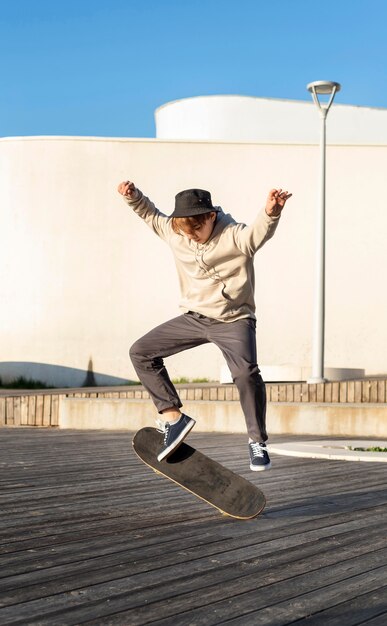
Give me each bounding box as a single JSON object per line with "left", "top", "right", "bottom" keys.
{"left": 155, "top": 419, "right": 170, "bottom": 444}
{"left": 250, "top": 442, "right": 265, "bottom": 458}
{"left": 155, "top": 418, "right": 166, "bottom": 432}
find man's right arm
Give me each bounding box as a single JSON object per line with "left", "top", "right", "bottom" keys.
{"left": 117, "top": 180, "right": 171, "bottom": 240}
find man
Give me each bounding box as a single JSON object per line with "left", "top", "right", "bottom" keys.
{"left": 118, "top": 181, "right": 291, "bottom": 469}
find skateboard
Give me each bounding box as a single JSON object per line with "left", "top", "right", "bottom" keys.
{"left": 132, "top": 427, "right": 266, "bottom": 519}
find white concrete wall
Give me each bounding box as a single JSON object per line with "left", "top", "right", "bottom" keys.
{"left": 156, "top": 95, "right": 387, "bottom": 144}
{"left": 1, "top": 136, "right": 387, "bottom": 386}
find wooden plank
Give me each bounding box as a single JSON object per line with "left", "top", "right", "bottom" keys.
{"left": 210, "top": 387, "right": 218, "bottom": 401}
{"left": 347, "top": 381, "right": 355, "bottom": 403}
{"left": 331, "top": 383, "right": 339, "bottom": 403}
{"left": 225, "top": 386, "right": 233, "bottom": 401}
{"left": 0, "top": 429, "right": 386, "bottom": 626}
{"left": 339, "top": 381, "right": 347, "bottom": 403}
{"left": 354, "top": 381, "right": 362, "bottom": 403}
{"left": 309, "top": 384, "right": 316, "bottom": 403}
{"left": 187, "top": 388, "right": 195, "bottom": 400}
{"left": 324, "top": 383, "right": 332, "bottom": 403}
{"left": 290, "top": 586, "right": 387, "bottom": 625}
{"left": 35, "top": 395, "right": 44, "bottom": 426}
{"left": 13, "top": 396, "right": 21, "bottom": 426}
{"left": 42, "top": 394, "right": 51, "bottom": 426}
{"left": 202, "top": 387, "right": 210, "bottom": 401}
{"left": 359, "top": 612, "right": 387, "bottom": 626}
{"left": 377, "top": 380, "right": 386, "bottom": 403}
{"left": 28, "top": 395, "right": 37, "bottom": 426}
{"left": 286, "top": 385, "right": 294, "bottom": 402}
{"left": 6, "top": 397, "right": 14, "bottom": 425}
{"left": 362, "top": 381, "right": 371, "bottom": 402}
{"left": 50, "top": 395, "right": 60, "bottom": 426}
{"left": 0, "top": 398, "right": 5, "bottom": 426}
{"left": 1, "top": 502, "right": 381, "bottom": 616}
{"left": 301, "top": 384, "right": 309, "bottom": 402}
{"left": 204, "top": 568, "right": 387, "bottom": 626}
{"left": 1, "top": 523, "right": 385, "bottom": 614}
{"left": 316, "top": 384, "right": 324, "bottom": 403}
{"left": 271, "top": 385, "right": 279, "bottom": 402}
{"left": 194, "top": 387, "right": 202, "bottom": 400}
{"left": 370, "top": 380, "right": 379, "bottom": 403}
{"left": 4, "top": 537, "right": 386, "bottom": 625}
{"left": 217, "top": 387, "right": 225, "bottom": 401}
{"left": 279, "top": 385, "right": 287, "bottom": 402}
{"left": 20, "top": 395, "right": 28, "bottom": 425}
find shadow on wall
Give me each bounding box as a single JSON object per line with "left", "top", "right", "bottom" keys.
{"left": 0, "top": 358, "right": 133, "bottom": 388}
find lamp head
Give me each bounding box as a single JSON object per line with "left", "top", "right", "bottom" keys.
{"left": 307, "top": 80, "right": 341, "bottom": 95}
{"left": 307, "top": 80, "right": 341, "bottom": 116}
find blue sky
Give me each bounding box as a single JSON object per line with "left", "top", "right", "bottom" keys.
{"left": 1, "top": 0, "right": 386, "bottom": 138}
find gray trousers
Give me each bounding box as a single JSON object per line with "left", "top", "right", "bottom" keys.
{"left": 129, "top": 311, "right": 267, "bottom": 442}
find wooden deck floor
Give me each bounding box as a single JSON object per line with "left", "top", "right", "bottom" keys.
{"left": 0, "top": 428, "right": 386, "bottom": 625}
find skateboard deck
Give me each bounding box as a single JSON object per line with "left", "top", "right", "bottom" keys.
{"left": 132, "top": 427, "right": 266, "bottom": 519}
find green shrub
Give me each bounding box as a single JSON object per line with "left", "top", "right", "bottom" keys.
{"left": 351, "top": 446, "right": 387, "bottom": 452}
{"left": 0, "top": 376, "right": 49, "bottom": 390}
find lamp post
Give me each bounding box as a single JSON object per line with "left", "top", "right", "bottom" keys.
{"left": 307, "top": 80, "right": 341, "bottom": 383}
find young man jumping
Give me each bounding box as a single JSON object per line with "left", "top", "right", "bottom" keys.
{"left": 117, "top": 181, "right": 291, "bottom": 470}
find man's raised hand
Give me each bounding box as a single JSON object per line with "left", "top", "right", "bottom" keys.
{"left": 117, "top": 180, "right": 136, "bottom": 198}
{"left": 265, "top": 188, "right": 292, "bottom": 217}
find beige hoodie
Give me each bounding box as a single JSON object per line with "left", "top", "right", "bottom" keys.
{"left": 124, "top": 189, "right": 280, "bottom": 323}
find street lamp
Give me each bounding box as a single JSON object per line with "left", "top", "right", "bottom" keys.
{"left": 307, "top": 80, "right": 341, "bottom": 383}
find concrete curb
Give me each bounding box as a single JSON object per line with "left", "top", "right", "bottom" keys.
{"left": 58, "top": 398, "right": 387, "bottom": 438}
{"left": 270, "top": 439, "right": 387, "bottom": 462}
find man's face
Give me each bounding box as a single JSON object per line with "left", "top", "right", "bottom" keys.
{"left": 181, "top": 212, "right": 217, "bottom": 244}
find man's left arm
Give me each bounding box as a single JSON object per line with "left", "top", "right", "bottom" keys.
{"left": 233, "top": 188, "right": 292, "bottom": 256}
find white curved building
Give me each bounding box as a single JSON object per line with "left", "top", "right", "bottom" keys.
{"left": 1, "top": 94, "right": 387, "bottom": 387}
{"left": 156, "top": 95, "right": 387, "bottom": 144}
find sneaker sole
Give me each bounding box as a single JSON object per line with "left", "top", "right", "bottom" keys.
{"left": 250, "top": 462, "right": 271, "bottom": 471}
{"left": 157, "top": 419, "right": 196, "bottom": 462}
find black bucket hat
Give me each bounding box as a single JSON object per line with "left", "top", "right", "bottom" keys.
{"left": 170, "top": 188, "right": 216, "bottom": 218}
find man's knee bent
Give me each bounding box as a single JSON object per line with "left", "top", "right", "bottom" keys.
{"left": 232, "top": 366, "right": 264, "bottom": 387}
{"left": 129, "top": 339, "right": 163, "bottom": 371}
{"left": 129, "top": 339, "right": 146, "bottom": 366}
